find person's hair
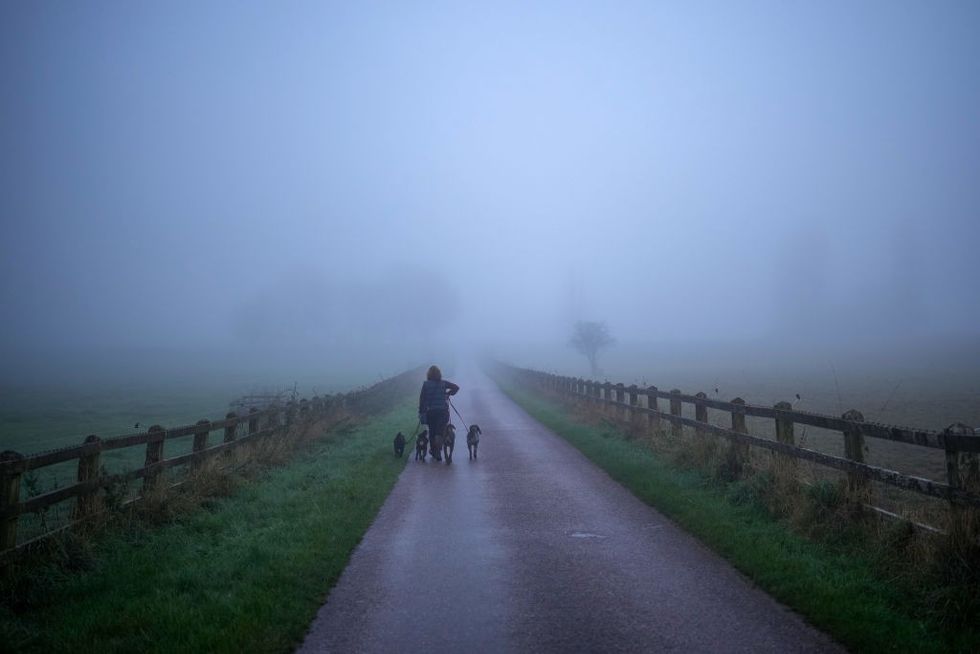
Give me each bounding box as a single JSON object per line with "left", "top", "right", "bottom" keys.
{"left": 427, "top": 365, "right": 442, "bottom": 381}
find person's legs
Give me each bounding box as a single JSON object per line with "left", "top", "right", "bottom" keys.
{"left": 426, "top": 409, "right": 448, "bottom": 460}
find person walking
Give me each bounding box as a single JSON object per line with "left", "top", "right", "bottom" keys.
{"left": 418, "top": 365, "right": 459, "bottom": 461}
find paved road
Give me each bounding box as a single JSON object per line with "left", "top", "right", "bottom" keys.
{"left": 297, "top": 367, "right": 843, "bottom": 653}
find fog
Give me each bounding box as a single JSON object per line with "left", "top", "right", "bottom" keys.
{"left": 2, "top": 2, "right": 979, "bottom": 392}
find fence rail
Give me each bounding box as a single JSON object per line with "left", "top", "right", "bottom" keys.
{"left": 498, "top": 363, "right": 980, "bottom": 539}
{"left": 0, "top": 366, "right": 422, "bottom": 558}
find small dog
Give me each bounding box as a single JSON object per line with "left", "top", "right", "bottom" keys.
{"left": 466, "top": 424, "right": 481, "bottom": 460}
{"left": 443, "top": 424, "right": 456, "bottom": 463}
{"left": 415, "top": 430, "right": 428, "bottom": 461}
{"left": 393, "top": 432, "right": 406, "bottom": 457}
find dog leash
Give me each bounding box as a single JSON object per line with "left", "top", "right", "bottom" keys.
{"left": 448, "top": 397, "right": 469, "bottom": 434}
{"left": 406, "top": 419, "right": 422, "bottom": 446}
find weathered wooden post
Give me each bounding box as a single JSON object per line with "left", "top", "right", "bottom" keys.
{"left": 944, "top": 423, "right": 979, "bottom": 543}
{"left": 222, "top": 412, "right": 237, "bottom": 464}
{"left": 842, "top": 409, "right": 869, "bottom": 497}
{"left": 143, "top": 425, "right": 165, "bottom": 494}
{"left": 645, "top": 386, "right": 660, "bottom": 435}
{"left": 729, "top": 398, "right": 748, "bottom": 476}
{"left": 669, "top": 389, "right": 683, "bottom": 438}
{"left": 0, "top": 450, "right": 25, "bottom": 551}
{"left": 628, "top": 385, "right": 639, "bottom": 426}
{"left": 74, "top": 435, "right": 102, "bottom": 519}
{"left": 615, "top": 383, "right": 626, "bottom": 421}
{"left": 224, "top": 413, "right": 237, "bottom": 443}
{"left": 773, "top": 402, "right": 797, "bottom": 484}
{"left": 694, "top": 392, "right": 708, "bottom": 436}
{"left": 192, "top": 419, "right": 210, "bottom": 471}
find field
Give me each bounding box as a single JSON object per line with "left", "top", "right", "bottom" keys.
{"left": 0, "top": 359, "right": 420, "bottom": 546}
{"left": 0, "top": 344, "right": 428, "bottom": 456}
{"left": 497, "top": 341, "right": 980, "bottom": 529}
{"left": 496, "top": 376, "right": 980, "bottom": 654}
{"left": 0, "top": 399, "right": 417, "bottom": 653}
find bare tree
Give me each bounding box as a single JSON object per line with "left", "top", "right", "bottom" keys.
{"left": 570, "top": 321, "right": 614, "bottom": 377}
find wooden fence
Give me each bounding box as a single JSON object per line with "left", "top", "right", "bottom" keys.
{"left": 499, "top": 363, "right": 980, "bottom": 540}
{"left": 0, "top": 366, "right": 422, "bottom": 559}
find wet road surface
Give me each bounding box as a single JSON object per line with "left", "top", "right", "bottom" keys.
{"left": 297, "top": 368, "right": 843, "bottom": 653}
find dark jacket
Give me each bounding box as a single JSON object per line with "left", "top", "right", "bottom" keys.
{"left": 419, "top": 379, "right": 459, "bottom": 414}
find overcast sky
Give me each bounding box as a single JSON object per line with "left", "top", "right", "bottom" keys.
{"left": 2, "top": 1, "right": 979, "bottom": 371}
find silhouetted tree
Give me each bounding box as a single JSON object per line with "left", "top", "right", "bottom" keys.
{"left": 570, "top": 321, "right": 614, "bottom": 376}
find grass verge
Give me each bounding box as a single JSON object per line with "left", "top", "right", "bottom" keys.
{"left": 0, "top": 400, "right": 416, "bottom": 654}
{"left": 496, "top": 380, "right": 978, "bottom": 654}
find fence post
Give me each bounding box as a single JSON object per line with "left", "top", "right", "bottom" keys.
{"left": 0, "top": 450, "right": 24, "bottom": 551}
{"left": 192, "top": 419, "right": 211, "bottom": 471}
{"left": 223, "top": 412, "right": 237, "bottom": 463}
{"left": 729, "top": 398, "right": 748, "bottom": 476}
{"left": 615, "top": 383, "right": 626, "bottom": 421}
{"left": 74, "top": 434, "right": 102, "bottom": 519}
{"left": 143, "top": 425, "right": 165, "bottom": 494}
{"left": 224, "top": 413, "right": 237, "bottom": 443}
{"left": 628, "top": 385, "right": 638, "bottom": 425}
{"left": 944, "top": 422, "right": 979, "bottom": 543}
{"left": 842, "top": 409, "right": 869, "bottom": 497}
{"left": 646, "top": 386, "right": 660, "bottom": 435}
{"left": 694, "top": 392, "right": 708, "bottom": 440}
{"left": 773, "top": 401, "right": 797, "bottom": 483}
{"left": 669, "top": 389, "right": 683, "bottom": 438}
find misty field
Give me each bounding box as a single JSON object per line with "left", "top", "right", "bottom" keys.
{"left": 503, "top": 342, "right": 980, "bottom": 528}
{"left": 0, "top": 356, "right": 404, "bottom": 458}
{"left": 0, "top": 362, "right": 404, "bottom": 546}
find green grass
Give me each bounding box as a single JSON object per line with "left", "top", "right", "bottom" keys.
{"left": 497, "top": 380, "right": 978, "bottom": 654}
{"left": 0, "top": 384, "right": 238, "bottom": 455}
{"left": 0, "top": 400, "right": 416, "bottom": 654}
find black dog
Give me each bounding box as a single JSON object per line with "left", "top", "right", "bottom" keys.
{"left": 467, "top": 424, "right": 481, "bottom": 460}
{"left": 415, "top": 430, "right": 429, "bottom": 461}
{"left": 393, "top": 431, "right": 406, "bottom": 457}
{"left": 443, "top": 424, "right": 456, "bottom": 463}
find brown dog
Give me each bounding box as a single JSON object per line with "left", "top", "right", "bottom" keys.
{"left": 466, "top": 424, "right": 481, "bottom": 460}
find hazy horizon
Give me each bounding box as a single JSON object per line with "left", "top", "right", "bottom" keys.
{"left": 3, "top": 1, "right": 979, "bottom": 392}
